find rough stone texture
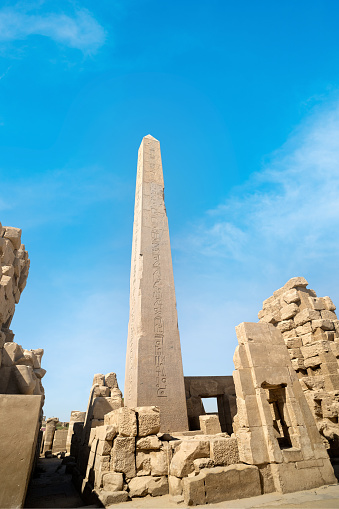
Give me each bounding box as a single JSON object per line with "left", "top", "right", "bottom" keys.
{"left": 258, "top": 278, "right": 339, "bottom": 456}
{"left": 199, "top": 414, "right": 222, "bottom": 434}
{"left": 124, "top": 135, "right": 188, "bottom": 432}
{"left": 0, "top": 394, "right": 42, "bottom": 509}
{"left": 135, "top": 406, "right": 161, "bottom": 436}
{"left": 233, "top": 321, "right": 336, "bottom": 493}
{"left": 102, "top": 472, "right": 124, "bottom": 492}
{"left": 209, "top": 437, "right": 240, "bottom": 466}
{"left": 111, "top": 437, "right": 136, "bottom": 478}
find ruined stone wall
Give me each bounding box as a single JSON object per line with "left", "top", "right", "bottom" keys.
{"left": 73, "top": 405, "right": 245, "bottom": 507}
{"left": 0, "top": 222, "right": 46, "bottom": 399}
{"left": 258, "top": 277, "right": 339, "bottom": 455}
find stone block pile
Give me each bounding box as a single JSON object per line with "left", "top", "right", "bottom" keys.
{"left": 73, "top": 400, "right": 245, "bottom": 506}
{"left": 258, "top": 277, "right": 339, "bottom": 454}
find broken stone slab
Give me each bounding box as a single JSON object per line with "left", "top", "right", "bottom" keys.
{"left": 92, "top": 373, "right": 105, "bottom": 386}
{"left": 168, "top": 475, "right": 182, "bottom": 496}
{"left": 91, "top": 397, "right": 123, "bottom": 420}
{"left": 193, "top": 457, "right": 214, "bottom": 472}
{"left": 170, "top": 439, "right": 210, "bottom": 477}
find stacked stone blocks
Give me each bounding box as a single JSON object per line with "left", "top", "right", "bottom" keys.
{"left": 258, "top": 277, "right": 339, "bottom": 454}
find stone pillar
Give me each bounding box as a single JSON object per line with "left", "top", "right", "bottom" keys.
{"left": 43, "top": 417, "right": 58, "bottom": 453}
{"left": 124, "top": 135, "right": 188, "bottom": 432}
{"left": 66, "top": 411, "right": 86, "bottom": 453}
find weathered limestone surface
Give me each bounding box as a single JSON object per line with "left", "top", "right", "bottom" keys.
{"left": 52, "top": 429, "right": 68, "bottom": 453}
{"left": 0, "top": 394, "right": 42, "bottom": 508}
{"left": 124, "top": 135, "right": 188, "bottom": 432}
{"left": 258, "top": 278, "right": 339, "bottom": 455}
{"left": 233, "top": 321, "right": 336, "bottom": 494}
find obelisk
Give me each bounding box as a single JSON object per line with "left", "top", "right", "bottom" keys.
{"left": 124, "top": 135, "right": 188, "bottom": 432}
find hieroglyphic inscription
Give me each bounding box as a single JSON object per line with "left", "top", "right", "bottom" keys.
{"left": 150, "top": 177, "right": 167, "bottom": 397}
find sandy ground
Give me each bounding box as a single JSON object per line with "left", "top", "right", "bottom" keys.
{"left": 24, "top": 458, "right": 339, "bottom": 509}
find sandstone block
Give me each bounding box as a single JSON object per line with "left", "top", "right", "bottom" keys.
{"left": 288, "top": 348, "right": 302, "bottom": 359}
{"left": 285, "top": 337, "right": 302, "bottom": 348}
{"left": 93, "top": 386, "right": 110, "bottom": 397}
{"left": 3, "top": 227, "right": 22, "bottom": 250}
{"left": 93, "top": 374, "right": 105, "bottom": 386}
{"left": 168, "top": 475, "right": 182, "bottom": 496}
{"left": 182, "top": 473, "right": 206, "bottom": 506}
{"left": 128, "top": 476, "right": 150, "bottom": 497}
{"left": 193, "top": 458, "right": 214, "bottom": 472}
{"left": 92, "top": 397, "right": 123, "bottom": 420}
{"left": 323, "top": 296, "right": 336, "bottom": 311}
{"left": 98, "top": 490, "right": 129, "bottom": 505}
{"left": 136, "top": 451, "right": 151, "bottom": 476}
{"left": 210, "top": 437, "right": 240, "bottom": 466}
{"left": 282, "top": 289, "right": 300, "bottom": 304}
{"left": 136, "top": 435, "right": 161, "bottom": 450}
{"left": 199, "top": 414, "right": 221, "bottom": 435}
{"left": 105, "top": 372, "right": 118, "bottom": 389}
{"left": 148, "top": 476, "right": 169, "bottom": 497}
{"left": 135, "top": 406, "right": 160, "bottom": 436}
{"left": 107, "top": 407, "right": 137, "bottom": 437}
{"left": 281, "top": 303, "right": 299, "bottom": 320}
{"left": 170, "top": 439, "right": 210, "bottom": 477}
{"left": 277, "top": 320, "right": 294, "bottom": 332}
{"left": 309, "top": 297, "right": 326, "bottom": 311}
{"left": 111, "top": 437, "right": 135, "bottom": 478}
{"left": 150, "top": 449, "right": 168, "bottom": 476}
{"left": 96, "top": 439, "right": 112, "bottom": 456}
{"left": 96, "top": 424, "right": 117, "bottom": 441}
{"left": 321, "top": 310, "right": 337, "bottom": 321}
{"left": 296, "top": 322, "right": 312, "bottom": 336}
{"left": 203, "top": 464, "right": 261, "bottom": 504}
{"left": 2, "top": 342, "right": 24, "bottom": 366}
{"left": 102, "top": 472, "right": 124, "bottom": 492}
{"left": 312, "top": 319, "right": 334, "bottom": 331}
{"left": 294, "top": 309, "right": 320, "bottom": 327}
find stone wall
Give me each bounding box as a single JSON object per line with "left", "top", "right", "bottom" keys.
{"left": 73, "top": 404, "right": 245, "bottom": 507}
{"left": 258, "top": 277, "right": 339, "bottom": 455}
{"left": 233, "top": 321, "right": 336, "bottom": 494}
{"left": 0, "top": 222, "right": 46, "bottom": 400}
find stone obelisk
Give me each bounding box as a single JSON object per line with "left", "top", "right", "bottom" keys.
{"left": 124, "top": 135, "right": 188, "bottom": 432}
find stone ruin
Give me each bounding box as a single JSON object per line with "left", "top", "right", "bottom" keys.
{"left": 1, "top": 135, "right": 336, "bottom": 507}
{"left": 0, "top": 222, "right": 46, "bottom": 508}
{"left": 258, "top": 277, "right": 339, "bottom": 456}
{"left": 62, "top": 136, "right": 338, "bottom": 506}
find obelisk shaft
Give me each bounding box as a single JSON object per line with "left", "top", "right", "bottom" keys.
{"left": 124, "top": 135, "right": 188, "bottom": 432}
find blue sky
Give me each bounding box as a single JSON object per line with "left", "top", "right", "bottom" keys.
{"left": 1, "top": 0, "right": 339, "bottom": 420}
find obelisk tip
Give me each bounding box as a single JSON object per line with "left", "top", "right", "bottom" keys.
{"left": 143, "top": 134, "right": 159, "bottom": 142}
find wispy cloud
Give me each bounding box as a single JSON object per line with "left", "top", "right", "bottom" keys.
{"left": 0, "top": 4, "right": 106, "bottom": 54}
{"left": 177, "top": 97, "right": 339, "bottom": 267}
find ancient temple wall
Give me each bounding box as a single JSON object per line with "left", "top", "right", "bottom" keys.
{"left": 258, "top": 277, "right": 339, "bottom": 455}
{"left": 233, "top": 321, "right": 336, "bottom": 494}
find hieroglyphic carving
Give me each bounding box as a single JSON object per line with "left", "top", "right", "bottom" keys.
{"left": 151, "top": 182, "right": 166, "bottom": 397}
